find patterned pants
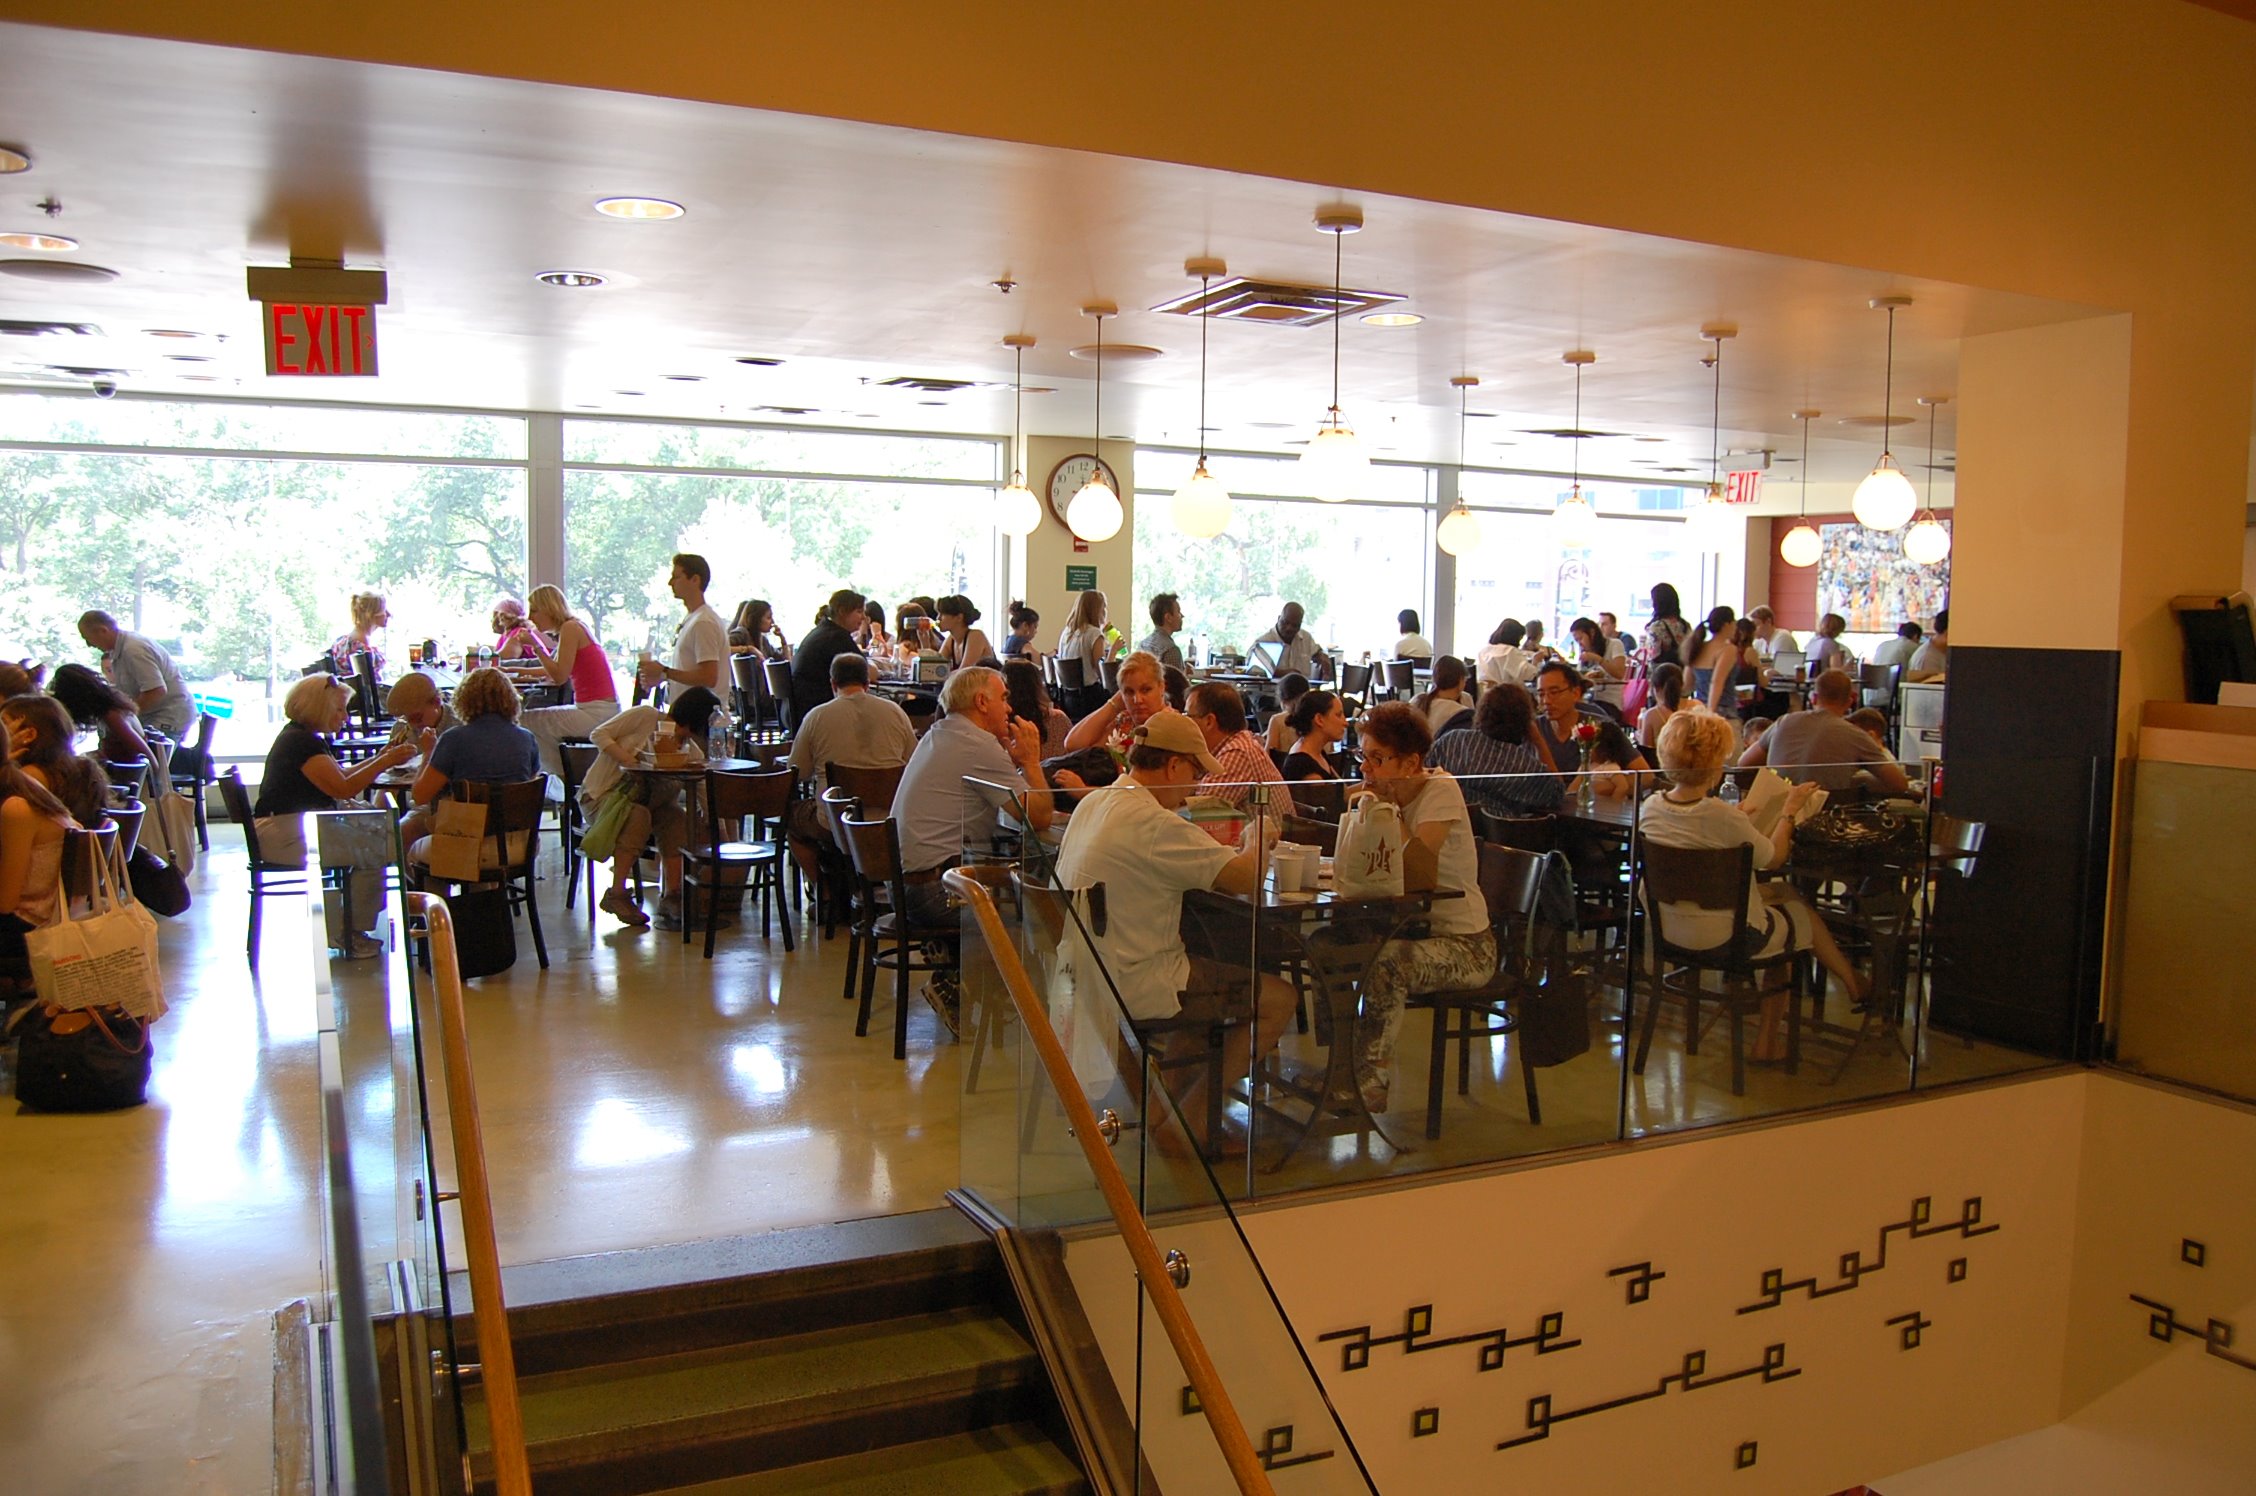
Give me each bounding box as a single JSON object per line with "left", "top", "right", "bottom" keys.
{"left": 1357, "top": 930, "right": 1498, "bottom": 1097}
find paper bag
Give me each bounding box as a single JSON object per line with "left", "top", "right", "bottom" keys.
{"left": 1334, "top": 797, "right": 1406, "bottom": 899}
{"left": 144, "top": 787, "right": 199, "bottom": 874}
{"left": 424, "top": 797, "right": 490, "bottom": 883}
{"left": 27, "top": 842, "right": 166, "bottom": 1021}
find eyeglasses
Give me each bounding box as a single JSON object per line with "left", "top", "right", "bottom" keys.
{"left": 1534, "top": 684, "right": 1577, "bottom": 699}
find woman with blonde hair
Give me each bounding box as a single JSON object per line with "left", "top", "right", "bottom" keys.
{"left": 1641, "top": 711, "right": 1867, "bottom": 1058}
{"left": 1062, "top": 649, "right": 1167, "bottom": 754}
{"left": 255, "top": 674, "right": 421, "bottom": 957}
{"left": 491, "top": 597, "right": 540, "bottom": 661}
{"left": 330, "top": 591, "right": 390, "bottom": 678}
{"left": 1055, "top": 590, "right": 1118, "bottom": 666}
{"left": 514, "top": 583, "right": 622, "bottom": 774}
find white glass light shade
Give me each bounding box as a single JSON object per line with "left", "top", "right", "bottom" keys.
{"left": 1852, "top": 455, "right": 1917, "bottom": 530}
{"left": 1436, "top": 502, "right": 1482, "bottom": 557}
{"left": 1779, "top": 522, "right": 1822, "bottom": 568}
{"left": 1681, "top": 486, "right": 1732, "bottom": 549}
{"left": 997, "top": 478, "right": 1043, "bottom": 538}
{"left": 1066, "top": 476, "right": 1123, "bottom": 542}
{"left": 1170, "top": 461, "right": 1233, "bottom": 538}
{"left": 1552, "top": 487, "right": 1598, "bottom": 547}
{"left": 1903, "top": 516, "right": 1952, "bottom": 564}
{"left": 1299, "top": 417, "right": 1367, "bottom": 503}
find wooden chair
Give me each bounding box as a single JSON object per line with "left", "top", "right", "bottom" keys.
{"left": 426, "top": 778, "right": 550, "bottom": 969}
{"left": 1054, "top": 656, "right": 1088, "bottom": 719}
{"left": 680, "top": 766, "right": 795, "bottom": 958}
{"left": 1336, "top": 660, "right": 1373, "bottom": 708}
{"left": 216, "top": 769, "right": 313, "bottom": 961}
{"left": 760, "top": 659, "right": 797, "bottom": 736}
{"left": 827, "top": 761, "right": 905, "bottom": 817}
{"left": 1098, "top": 657, "right": 1122, "bottom": 693}
{"left": 1407, "top": 841, "right": 1548, "bottom": 1139}
{"left": 1631, "top": 841, "right": 1805, "bottom": 1096}
{"left": 102, "top": 757, "right": 151, "bottom": 801}
{"left": 841, "top": 812, "right": 958, "bottom": 1059}
{"left": 104, "top": 799, "right": 145, "bottom": 859}
{"left": 1383, "top": 658, "right": 1417, "bottom": 699}
{"left": 167, "top": 712, "right": 219, "bottom": 850}
{"left": 1477, "top": 807, "right": 1557, "bottom": 853}
{"left": 557, "top": 740, "right": 600, "bottom": 916}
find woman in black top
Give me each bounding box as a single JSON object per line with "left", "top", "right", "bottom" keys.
{"left": 256, "top": 675, "right": 418, "bottom": 817}
{"left": 1281, "top": 690, "right": 1347, "bottom": 782}
{"left": 1641, "top": 582, "right": 1690, "bottom": 672}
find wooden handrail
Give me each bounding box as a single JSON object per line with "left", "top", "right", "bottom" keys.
{"left": 408, "top": 892, "right": 532, "bottom": 1496}
{"left": 943, "top": 869, "right": 1277, "bottom": 1496}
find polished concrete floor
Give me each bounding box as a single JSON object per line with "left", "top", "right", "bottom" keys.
{"left": 1, "top": 824, "right": 2051, "bottom": 1494}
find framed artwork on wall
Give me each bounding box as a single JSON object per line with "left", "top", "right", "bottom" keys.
{"left": 1818, "top": 521, "right": 1950, "bottom": 631}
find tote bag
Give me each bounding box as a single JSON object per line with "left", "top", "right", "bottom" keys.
{"left": 27, "top": 841, "right": 166, "bottom": 1021}
{"left": 1333, "top": 798, "right": 1406, "bottom": 899}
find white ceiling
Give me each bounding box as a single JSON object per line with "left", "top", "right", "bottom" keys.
{"left": 0, "top": 21, "right": 2111, "bottom": 490}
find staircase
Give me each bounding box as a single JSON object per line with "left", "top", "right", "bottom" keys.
{"left": 454, "top": 1210, "right": 1090, "bottom": 1495}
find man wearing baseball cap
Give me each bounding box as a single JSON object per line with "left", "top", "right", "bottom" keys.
{"left": 1054, "top": 710, "right": 1295, "bottom": 1155}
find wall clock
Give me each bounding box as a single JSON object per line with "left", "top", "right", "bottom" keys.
{"left": 1045, "top": 452, "right": 1118, "bottom": 533}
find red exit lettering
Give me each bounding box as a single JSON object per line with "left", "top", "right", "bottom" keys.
{"left": 265, "top": 302, "right": 378, "bottom": 377}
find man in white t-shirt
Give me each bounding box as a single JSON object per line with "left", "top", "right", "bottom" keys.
{"left": 1906, "top": 609, "right": 1949, "bottom": 682}
{"left": 1056, "top": 710, "right": 1295, "bottom": 1153}
{"left": 1872, "top": 621, "right": 1923, "bottom": 669}
{"left": 1747, "top": 605, "right": 1800, "bottom": 662}
{"left": 637, "top": 552, "right": 727, "bottom": 698}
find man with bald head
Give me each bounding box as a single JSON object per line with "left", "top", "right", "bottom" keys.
{"left": 78, "top": 610, "right": 195, "bottom": 739}
{"left": 1248, "top": 601, "right": 1327, "bottom": 680}
{"left": 1738, "top": 668, "right": 1910, "bottom": 795}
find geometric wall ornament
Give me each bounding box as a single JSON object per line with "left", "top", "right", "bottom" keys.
{"left": 1180, "top": 1384, "right": 1202, "bottom": 1417}
{"left": 1413, "top": 1407, "right": 1441, "bottom": 1438}
{"left": 1735, "top": 1439, "right": 1759, "bottom": 1470}
{"left": 1738, "top": 1197, "right": 1999, "bottom": 1314}
{"left": 1887, "top": 1310, "right": 1933, "bottom": 1350}
{"left": 1948, "top": 1257, "right": 1969, "bottom": 1283}
{"left": 1319, "top": 1302, "right": 1580, "bottom": 1375}
{"left": 1609, "top": 1261, "right": 1668, "bottom": 1304}
{"left": 1256, "top": 1425, "right": 1336, "bottom": 1472}
{"left": 2182, "top": 1238, "right": 2206, "bottom": 1267}
{"left": 1496, "top": 1344, "right": 1799, "bottom": 1451}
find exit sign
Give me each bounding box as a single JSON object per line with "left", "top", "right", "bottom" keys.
{"left": 264, "top": 302, "right": 378, "bottom": 377}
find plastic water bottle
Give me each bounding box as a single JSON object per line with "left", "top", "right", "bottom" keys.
{"left": 1720, "top": 775, "right": 1740, "bottom": 805}
{"left": 708, "top": 705, "right": 730, "bottom": 761}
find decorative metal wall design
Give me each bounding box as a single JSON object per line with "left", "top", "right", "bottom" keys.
{"left": 1310, "top": 1192, "right": 2006, "bottom": 1467}
{"left": 1176, "top": 1388, "right": 1339, "bottom": 1472}
{"left": 2130, "top": 1235, "right": 2253, "bottom": 1375}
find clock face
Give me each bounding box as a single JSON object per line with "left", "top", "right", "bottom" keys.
{"left": 1045, "top": 452, "right": 1118, "bottom": 530}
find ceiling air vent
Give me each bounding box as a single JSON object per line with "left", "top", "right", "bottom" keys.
{"left": 1519, "top": 427, "right": 1627, "bottom": 441}
{"left": 873, "top": 375, "right": 989, "bottom": 395}
{"left": 1151, "top": 276, "right": 1404, "bottom": 328}
{"left": 0, "top": 318, "right": 103, "bottom": 338}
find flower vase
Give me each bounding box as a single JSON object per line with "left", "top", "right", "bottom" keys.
{"left": 1577, "top": 776, "right": 1595, "bottom": 811}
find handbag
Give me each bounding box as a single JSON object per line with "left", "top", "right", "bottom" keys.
{"left": 1792, "top": 802, "right": 1924, "bottom": 867}
{"left": 138, "top": 786, "right": 198, "bottom": 875}
{"left": 9, "top": 999, "right": 152, "bottom": 1112}
{"left": 126, "top": 844, "right": 192, "bottom": 918}
{"left": 1619, "top": 676, "right": 1650, "bottom": 720}
{"left": 1334, "top": 797, "right": 1407, "bottom": 899}
{"left": 26, "top": 842, "right": 166, "bottom": 1021}
{"left": 578, "top": 786, "right": 636, "bottom": 863}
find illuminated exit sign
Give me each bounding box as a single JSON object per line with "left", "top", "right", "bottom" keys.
{"left": 246, "top": 262, "right": 389, "bottom": 379}
{"left": 263, "top": 302, "right": 377, "bottom": 377}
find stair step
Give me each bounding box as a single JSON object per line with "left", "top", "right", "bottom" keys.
{"left": 652, "top": 1423, "right": 1087, "bottom": 1496}
{"left": 468, "top": 1306, "right": 1047, "bottom": 1495}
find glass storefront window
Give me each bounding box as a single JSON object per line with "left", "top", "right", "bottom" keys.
{"left": 563, "top": 420, "right": 996, "bottom": 482}
{"left": 0, "top": 391, "right": 525, "bottom": 459}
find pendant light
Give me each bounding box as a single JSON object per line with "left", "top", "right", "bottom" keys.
{"left": 1552, "top": 350, "right": 1599, "bottom": 547}
{"left": 996, "top": 333, "right": 1043, "bottom": 537}
{"left": 1903, "top": 394, "right": 1953, "bottom": 564}
{"left": 1436, "top": 375, "right": 1483, "bottom": 556}
{"left": 1299, "top": 207, "right": 1367, "bottom": 503}
{"left": 1066, "top": 301, "right": 1124, "bottom": 542}
{"left": 1779, "top": 408, "right": 1823, "bottom": 568}
{"left": 1683, "top": 324, "right": 1736, "bottom": 548}
{"left": 1170, "top": 258, "right": 1233, "bottom": 538}
{"left": 1852, "top": 294, "right": 1918, "bottom": 531}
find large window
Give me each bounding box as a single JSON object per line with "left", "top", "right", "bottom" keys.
{"left": 1451, "top": 472, "right": 1712, "bottom": 657}
{"left": 1134, "top": 449, "right": 1432, "bottom": 662}
{"left": 0, "top": 395, "right": 526, "bottom": 759}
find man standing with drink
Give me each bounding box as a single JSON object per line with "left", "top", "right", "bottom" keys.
{"left": 636, "top": 553, "right": 727, "bottom": 703}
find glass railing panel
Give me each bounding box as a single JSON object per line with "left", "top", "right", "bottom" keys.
{"left": 2113, "top": 752, "right": 2256, "bottom": 1101}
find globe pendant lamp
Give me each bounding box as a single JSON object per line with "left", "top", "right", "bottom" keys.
{"left": 1299, "top": 207, "right": 1367, "bottom": 502}
{"left": 1066, "top": 301, "right": 1124, "bottom": 542}
{"left": 996, "top": 333, "right": 1043, "bottom": 537}
{"left": 1436, "top": 375, "right": 1483, "bottom": 556}
{"left": 1903, "top": 393, "right": 1954, "bottom": 564}
{"left": 1170, "top": 258, "right": 1233, "bottom": 538}
{"left": 1683, "top": 324, "right": 1736, "bottom": 549}
{"left": 1851, "top": 295, "right": 1918, "bottom": 531}
{"left": 1552, "top": 350, "right": 1599, "bottom": 547}
{"left": 1779, "top": 407, "right": 1823, "bottom": 568}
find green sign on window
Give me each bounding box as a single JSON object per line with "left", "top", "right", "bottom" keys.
{"left": 1065, "top": 564, "right": 1098, "bottom": 592}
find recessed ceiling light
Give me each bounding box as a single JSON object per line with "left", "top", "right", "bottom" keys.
{"left": 917, "top": 399, "right": 948, "bottom": 406}
{"left": 1634, "top": 435, "right": 1668, "bottom": 443}
{"left": 1068, "top": 343, "right": 1163, "bottom": 363}
{"left": 735, "top": 355, "right": 783, "bottom": 367}
{"left": 1246, "top": 420, "right": 1292, "bottom": 429}
{"left": 594, "top": 196, "right": 685, "bottom": 221}
{"left": 613, "top": 388, "right": 645, "bottom": 396}
{"left": 163, "top": 353, "right": 214, "bottom": 363}
{"left": 1360, "top": 312, "right": 1423, "bottom": 328}
{"left": 0, "top": 259, "right": 117, "bottom": 282}
{"left": 144, "top": 328, "right": 211, "bottom": 340}
{"left": 663, "top": 374, "right": 704, "bottom": 382}
{"left": 0, "top": 146, "right": 29, "bottom": 174}
{"left": 178, "top": 374, "right": 222, "bottom": 383}
{"left": 0, "top": 231, "right": 75, "bottom": 252}
{"left": 537, "top": 270, "right": 605, "bottom": 288}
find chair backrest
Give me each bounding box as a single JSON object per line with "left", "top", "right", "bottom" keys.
{"left": 827, "top": 760, "right": 905, "bottom": 816}
{"left": 1098, "top": 657, "right": 1121, "bottom": 692}
{"left": 1479, "top": 840, "right": 1547, "bottom": 929}
{"left": 705, "top": 765, "right": 795, "bottom": 833}
{"left": 760, "top": 658, "right": 794, "bottom": 702}
{"left": 1635, "top": 841, "right": 1757, "bottom": 961}
{"left": 1282, "top": 814, "right": 1338, "bottom": 855}
{"left": 1055, "top": 655, "right": 1087, "bottom": 692}
{"left": 840, "top": 812, "right": 906, "bottom": 891}
{"left": 1337, "top": 661, "right": 1372, "bottom": 698}
{"left": 820, "top": 786, "right": 863, "bottom": 861}
{"left": 1477, "top": 806, "right": 1557, "bottom": 853}
{"left": 451, "top": 776, "right": 547, "bottom": 868}
{"left": 216, "top": 768, "right": 281, "bottom": 865}
{"left": 1384, "top": 658, "right": 1417, "bottom": 696}
{"left": 104, "top": 800, "right": 146, "bottom": 859}
{"left": 171, "top": 711, "right": 220, "bottom": 780}
{"left": 558, "top": 740, "right": 601, "bottom": 797}
{"left": 60, "top": 823, "right": 120, "bottom": 905}
{"left": 730, "top": 653, "right": 763, "bottom": 718}
{"left": 1930, "top": 812, "right": 1986, "bottom": 876}
{"left": 1289, "top": 774, "right": 1349, "bottom": 823}
{"left": 351, "top": 650, "right": 382, "bottom": 721}
{"left": 102, "top": 758, "right": 150, "bottom": 798}
{"left": 1860, "top": 661, "right": 1902, "bottom": 708}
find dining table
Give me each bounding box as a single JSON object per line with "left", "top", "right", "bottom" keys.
{"left": 1187, "top": 876, "right": 1459, "bottom": 1168}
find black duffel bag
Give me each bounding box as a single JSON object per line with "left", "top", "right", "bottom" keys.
{"left": 9, "top": 1000, "right": 153, "bottom": 1112}
{"left": 127, "top": 845, "right": 192, "bottom": 918}
{"left": 1791, "top": 802, "right": 1923, "bottom": 868}
{"left": 445, "top": 885, "right": 517, "bottom": 980}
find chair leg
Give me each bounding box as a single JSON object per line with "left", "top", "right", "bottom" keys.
{"left": 842, "top": 919, "right": 863, "bottom": 1002}
{"left": 702, "top": 873, "right": 720, "bottom": 960}
{"left": 1520, "top": 1037, "right": 1542, "bottom": 1125}
{"left": 893, "top": 941, "right": 912, "bottom": 1060}
{"left": 192, "top": 785, "right": 210, "bottom": 851}
{"left": 774, "top": 863, "right": 795, "bottom": 953}
{"left": 1726, "top": 997, "right": 1746, "bottom": 1097}
{"left": 246, "top": 873, "right": 260, "bottom": 962}
{"left": 523, "top": 868, "right": 549, "bottom": 969}
{"left": 1425, "top": 1006, "right": 1449, "bottom": 1141}
{"left": 1631, "top": 964, "right": 1664, "bottom": 1076}
{"left": 855, "top": 941, "right": 879, "bottom": 1038}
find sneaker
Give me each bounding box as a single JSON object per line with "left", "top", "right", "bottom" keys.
{"left": 920, "top": 973, "right": 963, "bottom": 1038}
{"left": 599, "top": 889, "right": 650, "bottom": 928}
{"left": 654, "top": 892, "right": 684, "bottom": 931}
{"left": 343, "top": 931, "right": 385, "bottom": 961}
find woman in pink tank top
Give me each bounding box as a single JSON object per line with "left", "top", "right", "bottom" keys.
{"left": 518, "top": 584, "right": 622, "bottom": 777}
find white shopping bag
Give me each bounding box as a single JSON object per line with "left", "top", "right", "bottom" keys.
{"left": 1047, "top": 890, "right": 1125, "bottom": 1098}
{"left": 27, "top": 841, "right": 166, "bottom": 1021}
{"left": 1334, "top": 797, "right": 1406, "bottom": 899}
{"left": 143, "top": 787, "right": 199, "bottom": 875}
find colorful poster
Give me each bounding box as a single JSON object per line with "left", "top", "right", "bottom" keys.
{"left": 1817, "top": 521, "right": 1950, "bottom": 632}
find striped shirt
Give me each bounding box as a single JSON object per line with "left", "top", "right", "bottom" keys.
{"left": 1425, "top": 732, "right": 1564, "bottom": 816}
